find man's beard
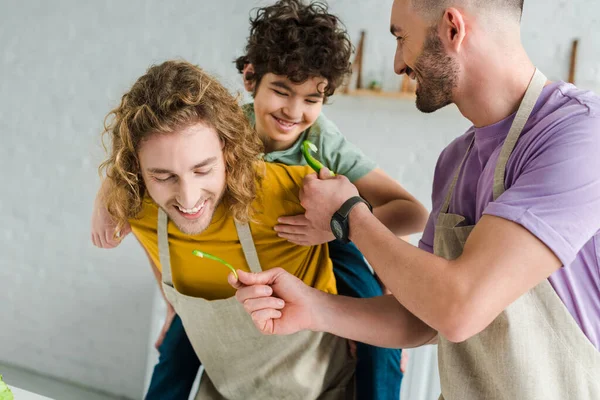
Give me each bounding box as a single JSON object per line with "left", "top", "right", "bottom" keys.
{"left": 413, "top": 27, "right": 459, "bottom": 113}
{"left": 162, "top": 192, "right": 224, "bottom": 235}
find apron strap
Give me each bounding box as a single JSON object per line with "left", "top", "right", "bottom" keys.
{"left": 157, "top": 208, "right": 173, "bottom": 286}
{"left": 234, "top": 220, "right": 263, "bottom": 273}
{"left": 493, "top": 68, "right": 547, "bottom": 200}
{"left": 439, "top": 136, "right": 475, "bottom": 215}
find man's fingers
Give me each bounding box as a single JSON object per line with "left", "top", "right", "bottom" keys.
{"left": 235, "top": 283, "right": 273, "bottom": 303}
{"left": 251, "top": 308, "right": 282, "bottom": 331}
{"left": 236, "top": 268, "right": 282, "bottom": 286}
{"left": 228, "top": 271, "right": 243, "bottom": 289}
{"left": 319, "top": 167, "right": 335, "bottom": 179}
{"left": 243, "top": 297, "right": 285, "bottom": 314}
{"left": 274, "top": 224, "right": 308, "bottom": 235}
{"left": 277, "top": 214, "right": 308, "bottom": 226}
{"left": 303, "top": 173, "right": 318, "bottom": 184}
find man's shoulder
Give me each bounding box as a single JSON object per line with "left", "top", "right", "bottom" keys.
{"left": 522, "top": 83, "right": 600, "bottom": 153}
{"left": 551, "top": 82, "right": 600, "bottom": 116}
{"left": 129, "top": 197, "right": 159, "bottom": 230}
{"left": 534, "top": 82, "right": 600, "bottom": 135}
{"left": 263, "top": 162, "right": 313, "bottom": 189}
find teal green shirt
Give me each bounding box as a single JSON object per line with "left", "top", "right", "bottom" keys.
{"left": 243, "top": 103, "right": 377, "bottom": 182}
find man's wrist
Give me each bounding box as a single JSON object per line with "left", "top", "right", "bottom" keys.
{"left": 348, "top": 202, "right": 371, "bottom": 242}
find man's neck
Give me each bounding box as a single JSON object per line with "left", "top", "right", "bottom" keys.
{"left": 455, "top": 46, "right": 537, "bottom": 128}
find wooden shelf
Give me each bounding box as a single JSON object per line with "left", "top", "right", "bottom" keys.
{"left": 341, "top": 88, "right": 415, "bottom": 99}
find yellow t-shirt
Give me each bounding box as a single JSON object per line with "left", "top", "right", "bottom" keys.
{"left": 130, "top": 162, "right": 337, "bottom": 300}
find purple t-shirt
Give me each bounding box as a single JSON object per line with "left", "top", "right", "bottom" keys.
{"left": 419, "top": 82, "right": 600, "bottom": 350}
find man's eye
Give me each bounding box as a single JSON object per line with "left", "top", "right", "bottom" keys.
{"left": 273, "top": 89, "right": 288, "bottom": 96}
{"left": 195, "top": 169, "right": 212, "bottom": 176}
{"left": 154, "top": 175, "right": 174, "bottom": 182}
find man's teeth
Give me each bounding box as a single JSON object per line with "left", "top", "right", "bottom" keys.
{"left": 177, "top": 202, "right": 205, "bottom": 214}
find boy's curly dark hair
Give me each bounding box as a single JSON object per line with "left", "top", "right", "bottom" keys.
{"left": 235, "top": 0, "right": 353, "bottom": 97}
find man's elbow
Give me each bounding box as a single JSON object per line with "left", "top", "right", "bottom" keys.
{"left": 436, "top": 305, "right": 492, "bottom": 343}
{"left": 415, "top": 202, "right": 429, "bottom": 230}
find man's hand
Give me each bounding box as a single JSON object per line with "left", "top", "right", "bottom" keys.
{"left": 155, "top": 304, "right": 176, "bottom": 351}
{"left": 274, "top": 214, "right": 335, "bottom": 246}
{"left": 300, "top": 168, "right": 359, "bottom": 232}
{"left": 229, "top": 268, "right": 320, "bottom": 335}
{"left": 91, "top": 195, "right": 131, "bottom": 248}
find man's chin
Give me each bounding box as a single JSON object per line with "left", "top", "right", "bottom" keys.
{"left": 415, "top": 89, "right": 451, "bottom": 114}
{"left": 166, "top": 208, "right": 212, "bottom": 235}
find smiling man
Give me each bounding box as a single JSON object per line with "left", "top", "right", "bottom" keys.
{"left": 232, "top": 0, "right": 600, "bottom": 399}
{"left": 97, "top": 60, "right": 356, "bottom": 399}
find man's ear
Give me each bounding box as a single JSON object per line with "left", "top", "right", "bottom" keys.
{"left": 440, "top": 7, "right": 466, "bottom": 53}
{"left": 242, "top": 63, "right": 256, "bottom": 92}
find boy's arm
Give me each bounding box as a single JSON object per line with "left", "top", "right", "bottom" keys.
{"left": 353, "top": 168, "right": 429, "bottom": 237}
{"left": 91, "top": 179, "right": 131, "bottom": 248}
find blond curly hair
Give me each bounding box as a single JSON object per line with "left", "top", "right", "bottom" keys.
{"left": 99, "top": 60, "right": 264, "bottom": 235}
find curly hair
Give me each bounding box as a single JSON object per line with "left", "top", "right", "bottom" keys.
{"left": 99, "top": 60, "right": 264, "bottom": 236}
{"left": 235, "top": 0, "right": 353, "bottom": 97}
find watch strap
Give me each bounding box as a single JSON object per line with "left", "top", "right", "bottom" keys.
{"left": 337, "top": 196, "right": 372, "bottom": 218}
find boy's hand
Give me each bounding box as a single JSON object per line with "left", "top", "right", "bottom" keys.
{"left": 229, "top": 268, "right": 318, "bottom": 335}
{"left": 90, "top": 196, "right": 130, "bottom": 248}
{"left": 155, "top": 304, "right": 177, "bottom": 351}
{"left": 275, "top": 214, "right": 335, "bottom": 245}
{"left": 401, "top": 349, "right": 409, "bottom": 374}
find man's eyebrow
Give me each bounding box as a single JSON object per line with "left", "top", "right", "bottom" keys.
{"left": 390, "top": 24, "right": 404, "bottom": 36}
{"left": 146, "top": 157, "right": 217, "bottom": 174}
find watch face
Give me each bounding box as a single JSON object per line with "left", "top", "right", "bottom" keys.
{"left": 331, "top": 219, "right": 344, "bottom": 239}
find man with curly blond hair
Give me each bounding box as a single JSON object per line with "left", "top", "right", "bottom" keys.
{"left": 97, "top": 60, "right": 356, "bottom": 399}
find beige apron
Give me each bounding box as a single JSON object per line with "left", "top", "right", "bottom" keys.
{"left": 157, "top": 209, "right": 355, "bottom": 400}
{"left": 434, "top": 69, "right": 600, "bottom": 400}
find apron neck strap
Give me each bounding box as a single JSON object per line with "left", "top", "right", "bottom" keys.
{"left": 440, "top": 136, "right": 475, "bottom": 214}
{"left": 493, "top": 68, "right": 547, "bottom": 200}
{"left": 234, "top": 220, "right": 263, "bottom": 273}
{"left": 157, "top": 207, "right": 173, "bottom": 286}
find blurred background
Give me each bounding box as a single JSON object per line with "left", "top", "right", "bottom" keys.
{"left": 1, "top": 0, "right": 598, "bottom": 398}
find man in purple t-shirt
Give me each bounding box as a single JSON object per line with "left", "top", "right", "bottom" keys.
{"left": 231, "top": 0, "right": 600, "bottom": 398}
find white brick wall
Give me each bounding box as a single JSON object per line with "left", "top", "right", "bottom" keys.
{"left": 1, "top": 1, "right": 598, "bottom": 398}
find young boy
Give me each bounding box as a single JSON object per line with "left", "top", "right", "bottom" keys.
{"left": 91, "top": 1, "right": 428, "bottom": 399}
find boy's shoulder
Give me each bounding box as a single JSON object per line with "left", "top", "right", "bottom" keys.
{"left": 242, "top": 103, "right": 256, "bottom": 127}
{"left": 306, "top": 112, "right": 343, "bottom": 141}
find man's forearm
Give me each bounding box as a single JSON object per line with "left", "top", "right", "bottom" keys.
{"left": 348, "top": 203, "right": 461, "bottom": 336}
{"left": 312, "top": 292, "right": 436, "bottom": 348}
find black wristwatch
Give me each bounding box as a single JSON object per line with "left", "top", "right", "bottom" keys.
{"left": 330, "top": 196, "right": 373, "bottom": 244}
